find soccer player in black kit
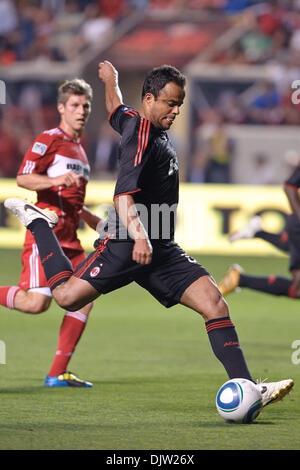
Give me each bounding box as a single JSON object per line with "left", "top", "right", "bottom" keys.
{"left": 219, "top": 162, "right": 300, "bottom": 299}
{"left": 5, "top": 61, "right": 293, "bottom": 407}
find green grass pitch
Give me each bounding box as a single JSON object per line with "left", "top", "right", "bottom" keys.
{"left": 0, "top": 249, "right": 299, "bottom": 450}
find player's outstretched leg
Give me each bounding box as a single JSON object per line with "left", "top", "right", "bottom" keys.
{"left": 4, "top": 198, "right": 99, "bottom": 312}
{"left": 229, "top": 215, "right": 290, "bottom": 253}
{"left": 218, "top": 264, "right": 295, "bottom": 298}
{"left": 180, "top": 275, "right": 294, "bottom": 407}
{"left": 229, "top": 216, "right": 262, "bottom": 242}
{"left": 5, "top": 198, "right": 73, "bottom": 289}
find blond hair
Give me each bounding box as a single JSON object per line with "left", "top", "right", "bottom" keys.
{"left": 57, "top": 78, "right": 93, "bottom": 105}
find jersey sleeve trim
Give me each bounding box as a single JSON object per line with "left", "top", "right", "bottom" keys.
{"left": 17, "top": 160, "right": 36, "bottom": 175}
{"left": 114, "top": 188, "right": 142, "bottom": 199}
{"left": 108, "top": 104, "right": 124, "bottom": 122}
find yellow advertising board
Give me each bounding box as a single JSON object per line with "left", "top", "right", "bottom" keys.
{"left": 0, "top": 179, "right": 290, "bottom": 256}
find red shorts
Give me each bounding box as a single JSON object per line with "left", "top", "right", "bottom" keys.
{"left": 18, "top": 238, "right": 86, "bottom": 291}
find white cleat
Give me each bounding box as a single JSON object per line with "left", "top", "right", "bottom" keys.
{"left": 4, "top": 198, "right": 58, "bottom": 229}
{"left": 229, "top": 216, "right": 262, "bottom": 243}
{"left": 256, "top": 379, "right": 294, "bottom": 408}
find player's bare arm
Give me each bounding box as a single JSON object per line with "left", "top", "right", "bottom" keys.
{"left": 79, "top": 205, "right": 103, "bottom": 232}
{"left": 98, "top": 60, "right": 123, "bottom": 113}
{"left": 114, "top": 194, "right": 153, "bottom": 265}
{"left": 17, "top": 172, "right": 81, "bottom": 191}
{"left": 284, "top": 184, "right": 300, "bottom": 221}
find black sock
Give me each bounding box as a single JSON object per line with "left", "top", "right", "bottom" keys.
{"left": 256, "top": 230, "right": 289, "bottom": 253}
{"left": 206, "top": 317, "right": 253, "bottom": 381}
{"left": 27, "top": 219, "right": 73, "bottom": 290}
{"left": 239, "top": 273, "right": 294, "bottom": 297}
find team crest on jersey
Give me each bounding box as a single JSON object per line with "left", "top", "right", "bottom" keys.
{"left": 168, "top": 157, "right": 179, "bottom": 176}
{"left": 90, "top": 266, "right": 101, "bottom": 278}
{"left": 32, "top": 142, "right": 48, "bottom": 156}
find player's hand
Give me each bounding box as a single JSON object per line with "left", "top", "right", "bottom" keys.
{"left": 132, "top": 238, "right": 153, "bottom": 265}
{"left": 98, "top": 60, "right": 118, "bottom": 84}
{"left": 52, "top": 171, "right": 81, "bottom": 188}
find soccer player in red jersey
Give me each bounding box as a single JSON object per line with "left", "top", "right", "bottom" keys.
{"left": 0, "top": 79, "right": 103, "bottom": 387}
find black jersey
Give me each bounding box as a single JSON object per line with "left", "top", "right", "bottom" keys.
{"left": 102, "top": 104, "right": 179, "bottom": 242}
{"left": 285, "top": 166, "right": 300, "bottom": 189}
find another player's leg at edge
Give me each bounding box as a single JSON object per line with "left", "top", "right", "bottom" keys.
{"left": 219, "top": 216, "right": 298, "bottom": 299}
{"left": 5, "top": 198, "right": 294, "bottom": 407}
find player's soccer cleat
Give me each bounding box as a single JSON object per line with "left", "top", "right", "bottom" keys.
{"left": 218, "top": 264, "right": 243, "bottom": 296}
{"left": 4, "top": 198, "right": 58, "bottom": 229}
{"left": 256, "top": 379, "right": 294, "bottom": 407}
{"left": 229, "top": 216, "right": 262, "bottom": 243}
{"left": 44, "top": 371, "right": 93, "bottom": 388}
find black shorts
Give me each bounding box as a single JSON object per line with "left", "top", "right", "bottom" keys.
{"left": 286, "top": 214, "right": 300, "bottom": 271}
{"left": 73, "top": 239, "right": 209, "bottom": 308}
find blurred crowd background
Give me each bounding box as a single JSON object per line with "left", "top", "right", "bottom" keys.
{"left": 1, "top": 0, "right": 300, "bottom": 184}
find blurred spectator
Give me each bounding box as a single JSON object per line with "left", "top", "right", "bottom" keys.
{"left": 0, "top": 0, "right": 120, "bottom": 64}
{"left": 223, "top": 0, "right": 253, "bottom": 14}
{"left": 216, "top": 90, "right": 247, "bottom": 124}
{"left": 203, "top": 121, "right": 234, "bottom": 183}
{"left": 248, "top": 152, "right": 277, "bottom": 185}
{"left": 0, "top": 0, "right": 18, "bottom": 36}
{"left": 0, "top": 111, "right": 22, "bottom": 177}
{"left": 192, "top": 114, "right": 234, "bottom": 183}
{"left": 284, "top": 149, "right": 300, "bottom": 175}
{"left": 91, "top": 121, "right": 119, "bottom": 179}
{"left": 15, "top": 4, "right": 36, "bottom": 60}
{"left": 79, "top": 3, "right": 114, "bottom": 47}
{"left": 247, "top": 80, "right": 283, "bottom": 124}
{"left": 239, "top": 23, "right": 274, "bottom": 64}
{"left": 188, "top": 150, "right": 208, "bottom": 183}
{"left": 98, "top": 0, "right": 127, "bottom": 20}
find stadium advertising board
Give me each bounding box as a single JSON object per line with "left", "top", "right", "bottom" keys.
{"left": 0, "top": 180, "right": 289, "bottom": 256}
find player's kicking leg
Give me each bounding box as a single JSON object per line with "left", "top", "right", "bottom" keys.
{"left": 180, "top": 275, "right": 294, "bottom": 408}
{"left": 4, "top": 198, "right": 99, "bottom": 312}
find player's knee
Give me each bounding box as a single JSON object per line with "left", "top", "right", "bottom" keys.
{"left": 204, "top": 295, "right": 229, "bottom": 321}
{"left": 54, "top": 292, "right": 84, "bottom": 312}
{"left": 55, "top": 296, "right": 75, "bottom": 311}
{"left": 214, "top": 295, "right": 229, "bottom": 317}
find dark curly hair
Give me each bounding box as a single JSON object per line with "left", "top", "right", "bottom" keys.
{"left": 141, "top": 65, "right": 186, "bottom": 100}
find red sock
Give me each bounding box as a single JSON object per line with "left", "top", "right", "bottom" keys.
{"left": 48, "top": 311, "right": 88, "bottom": 377}
{"left": 0, "top": 286, "right": 21, "bottom": 309}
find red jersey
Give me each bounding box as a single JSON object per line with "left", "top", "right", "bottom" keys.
{"left": 17, "top": 127, "right": 90, "bottom": 251}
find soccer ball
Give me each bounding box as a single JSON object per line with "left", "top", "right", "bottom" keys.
{"left": 216, "top": 378, "right": 263, "bottom": 424}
